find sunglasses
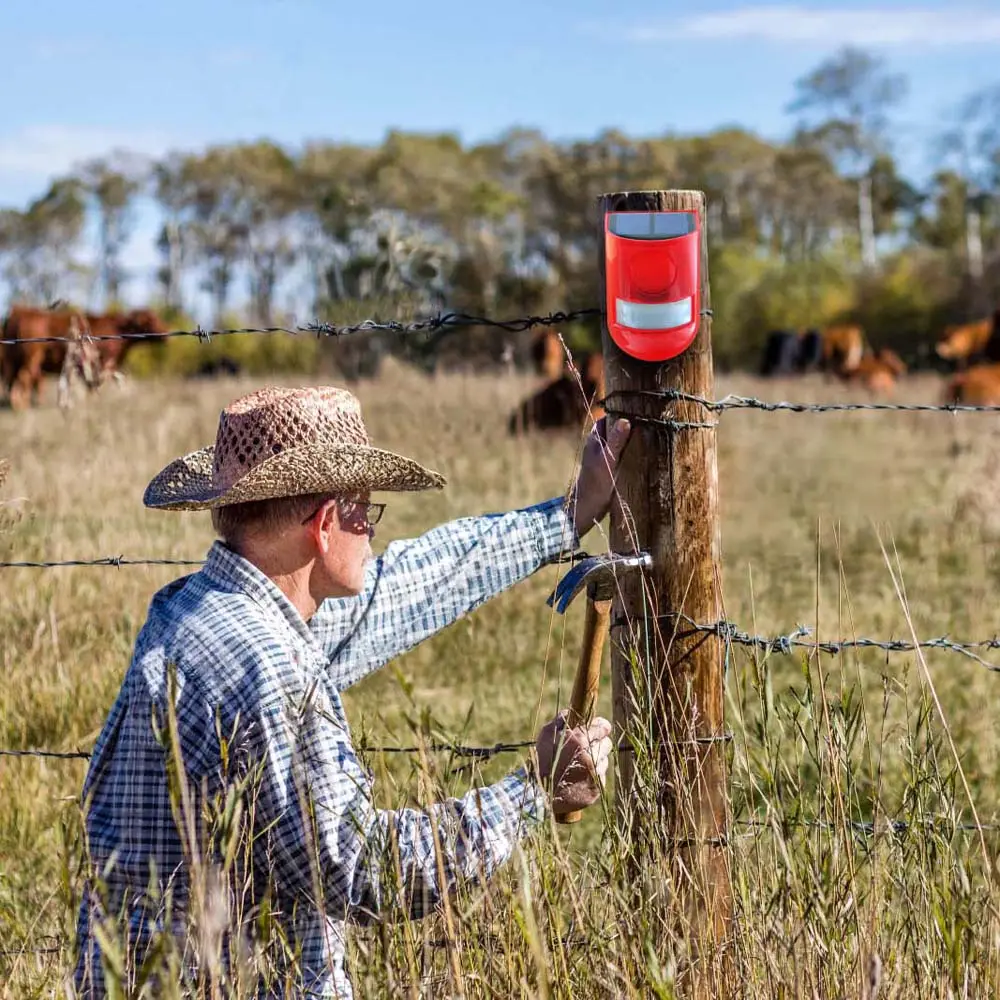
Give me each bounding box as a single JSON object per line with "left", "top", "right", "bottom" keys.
{"left": 301, "top": 498, "right": 386, "bottom": 526}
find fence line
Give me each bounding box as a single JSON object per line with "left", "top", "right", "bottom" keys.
{"left": 734, "top": 817, "right": 1000, "bottom": 834}
{"left": 3, "top": 728, "right": 996, "bottom": 832}
{"left": 603, "top": 388, "right": 1000, "bottom": 417}
{"left": 8, "top": 805, "right": 998, "bottom": 962}
{"left": 0, "top": 740, "right": 537, "bottom": 763}
{"left": 0, "top": 748, "right": 91, "bottom": 760}
{"left": 0, "top": 308, "right": 601, "bottom": 347}
{"left": 0, "top": 556, "right": 206, "bottom": 569}
{"left": 0, "top": 550, "right": 594, "bottom": 571}
{"left": 612, "top": 615, "right": 1000, "bottom": 672}
{"left": 5, "top": 299, "right": 1000, "bottom": 950}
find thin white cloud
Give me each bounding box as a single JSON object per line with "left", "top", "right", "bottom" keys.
{"left": 0, "top": 125, "right": 178, "bottom": 181}
{"left": 620, "top": 6, "right": 1000, "bottom": 47}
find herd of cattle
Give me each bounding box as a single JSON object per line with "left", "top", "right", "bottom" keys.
{"left": 508, "top": 307, "right": 1000, "bottom": 433}
{"left": 0, "top": 303, "right": 167, "bottom": 410}
{"left": 760, "top": 308, "right": 1000, "bottom": 405}
{"left": 3, "top": 301, "right": 1000, "bottom": 427}
{"left": 0, "top": 301, "right": 608, "bottom": 429}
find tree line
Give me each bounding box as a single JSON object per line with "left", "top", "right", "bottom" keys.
{"left": 1, "top": 46, "right": 999, "bottom": 375}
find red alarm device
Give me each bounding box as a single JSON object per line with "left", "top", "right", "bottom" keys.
{"left": 604, "top": 209, "right": 701, "bottom": 362}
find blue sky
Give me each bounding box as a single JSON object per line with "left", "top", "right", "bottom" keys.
{"left": 1, "top": 0, "right": 999, "bottom": 313}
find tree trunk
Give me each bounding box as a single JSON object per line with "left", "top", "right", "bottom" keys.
{"left": 858, "top": 173, "right": 876, "bottom": 268}
{"left": 966, "top": 205, "right": 984, "bottom": 282}
{"left": 163, "top": 219, "right": 184, "bottom": 312}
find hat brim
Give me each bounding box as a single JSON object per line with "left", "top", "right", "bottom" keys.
{"left": 143, "top": 441, "right": 446, "bottom": 511}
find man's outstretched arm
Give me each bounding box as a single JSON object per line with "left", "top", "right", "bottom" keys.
{"left": 312, "top": 496, "right": 577, "bottom": 689}
{"left": 311, "top": 418, "right": 631, "bottom": 690}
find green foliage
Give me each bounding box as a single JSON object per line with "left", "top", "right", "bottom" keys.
{"left": 709, "top": 243, "right": 857, "bottom": 368}
{"left": 125, "top": 309, "right": 322, "bottom": 378}
{"left": 853, "top": 250, "right": 964, "bottom": 360}
{"left": 123, "top": 239, "right": 988, "bottom": 377}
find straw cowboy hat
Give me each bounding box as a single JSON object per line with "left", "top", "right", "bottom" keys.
{"left": 143, "top": 385, "right": 446, "bottom": 511}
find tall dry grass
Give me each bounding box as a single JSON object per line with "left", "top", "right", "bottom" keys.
{"left": 1, "top": 362, "right": 1000, "bottom": 997}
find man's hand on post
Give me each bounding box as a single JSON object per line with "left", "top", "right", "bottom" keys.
{"left": 534, "top": 710, "right": 613, "bottom": 814}
{"left": 569, "top": 417, "right": 632, "bottom": 539}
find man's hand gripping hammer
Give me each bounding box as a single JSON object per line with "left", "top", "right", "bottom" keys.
{"left": 546, "top": 551, "right": 652, "bottom": 824}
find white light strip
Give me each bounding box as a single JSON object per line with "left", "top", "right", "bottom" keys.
{"left": 615, "top": 297, "right": 692, "bottom": 330}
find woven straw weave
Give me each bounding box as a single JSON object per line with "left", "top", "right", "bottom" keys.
{"left": 143, "top": 386, "right": 445, "bottom": 510}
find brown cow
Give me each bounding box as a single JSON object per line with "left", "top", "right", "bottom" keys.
{"left": 508, "top": 351, "right": 605, "bottom": 435}
{"left": 56, "top": 312, "right": 104, "bottom": 410}
{"left": 935, "top": 312, "right": 1000, "bottom": 368}
{"left": 1, "top": 305, "right": 166, "bottom": 409}
{"left": 874, "top": 347, "right": 906, "bottom": 377}
{"left": 576, "top": 351, "right": 605, "bottom": 401}
{"left": 843, "top": 348, "right": 907, "bottom": 396}
{"left": 529, "top": 327, "right": 567, "bottom": 381}
{"left": 821, "top": 324, "right": 866, "bottom": 376}
{"left": 944, "top": 363, "right": 1000, "bottom": 406}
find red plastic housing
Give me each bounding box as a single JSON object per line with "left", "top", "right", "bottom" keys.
{"left": 604, "top": 210, "right": 701, "bottom": 362}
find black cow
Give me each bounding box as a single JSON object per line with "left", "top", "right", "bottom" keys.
{"left": 188, "top": 357, "right": 243, "bottom": 379}
{"left": 760, "top": 330, "right": 800, "bottom": 376}
{"left": 797, "top": 329, "right": 824, "bottom": 372}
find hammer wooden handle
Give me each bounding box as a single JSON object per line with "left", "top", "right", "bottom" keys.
{"left": 555, "top": 593, "right": 613, "bottom": 825}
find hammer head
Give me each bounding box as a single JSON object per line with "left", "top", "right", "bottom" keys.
{"left": 546, "top": 551, "right": 652, "bottom": 614}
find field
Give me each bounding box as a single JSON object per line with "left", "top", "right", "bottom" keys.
{"left": 3, "top": 359, "right": 1000, "bottom": 998}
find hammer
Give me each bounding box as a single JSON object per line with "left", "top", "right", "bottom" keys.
{"left": 546, "top": 551, "right": 652, "bottom": 824}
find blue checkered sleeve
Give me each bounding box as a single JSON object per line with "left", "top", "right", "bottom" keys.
{"left": 253, "top": 672, "right": 547, "bottom": 924}
{"left": 310, "top": 497, "right": 579, "bottom": 689}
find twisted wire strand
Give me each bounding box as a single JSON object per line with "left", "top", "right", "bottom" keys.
{"left": 603, "top": 388, "right": 1000, "bottom": 416}
{"left": 0, "top": 309, "right": 602, "bottom": 347}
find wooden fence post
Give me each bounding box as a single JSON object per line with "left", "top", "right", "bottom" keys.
{"left": 596, "top": 189, "right": 731, "bottom": 949}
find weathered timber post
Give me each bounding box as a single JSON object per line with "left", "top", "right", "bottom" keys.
{"left": 597, "top": 190, "right": 731, "bottom": 950}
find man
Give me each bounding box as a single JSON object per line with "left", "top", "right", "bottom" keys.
{"left": 73, "top": 384, "right": 631, "bottom": 999}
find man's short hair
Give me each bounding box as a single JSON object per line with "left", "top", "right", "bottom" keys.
{"left": 211, "top": 492, "right": 337, "bottom": 546}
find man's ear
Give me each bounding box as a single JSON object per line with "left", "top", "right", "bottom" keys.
{"left": 316, "top": 500, "right": 339, "bottom": 554}
{"left": 303, "top": 499, "right": 337, "bottom": 554}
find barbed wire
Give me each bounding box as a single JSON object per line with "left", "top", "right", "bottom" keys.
{"left": 0, "top": 551, "right": 595, "bottom": 571}
{"left": 734, "top": 817, "right": 1000, "bottom": 835}
{"left": 603, "top": 388, "right": 1000, "bottom": 417}
{"left": 0, "top": 556, "right": 206, "bottom": 569}
{"left": 613, "top": 614, "right": 1000, "bottom": 672}
{"left": 0, "top": 936, "right": 63, "bottom": 959}
{"left": 0, "top": 748, "right": 91, "bottom": 760}
{"left": 363, "top": 740, "right": 536, "bottom": 759}
{"left": 0, "top": 740, "right": 537, "bottom": 763}
{"left": 0, "top": 734, "right": 735, "bottom": 765}
{"left": 0, "top": 309, "right": 602, "bottom": 348}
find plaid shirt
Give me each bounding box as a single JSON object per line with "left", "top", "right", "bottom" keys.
{"left": 73, "top": 497, "right": 577, "bottom": 999}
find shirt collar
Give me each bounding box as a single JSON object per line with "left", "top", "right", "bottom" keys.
{"left": 200, "top": 540, "right": 321, "bottom": 651}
